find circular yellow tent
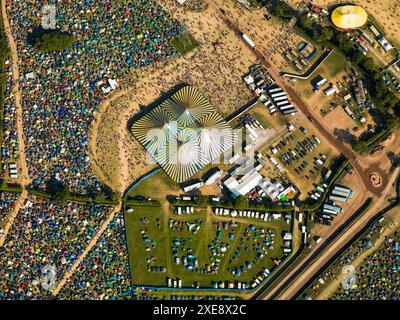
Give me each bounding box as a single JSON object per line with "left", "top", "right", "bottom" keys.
{"left": 331, "top": 5, "right": 368, "bottom": 30}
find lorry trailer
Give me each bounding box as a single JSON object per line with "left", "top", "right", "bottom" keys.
{"left": 329, "top": 195, "right": 348, "bottom": 203}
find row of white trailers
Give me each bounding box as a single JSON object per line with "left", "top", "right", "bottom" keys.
{"left": 167, "top": 278, "right": 182, "bottom": 288}
{"left": 174, "top": 206, "right": 195, "bottom": 215}
{"left": 320, "top": 186, "right": 353, "bottom": 220}
{"left": 214, "top": 207, "right": 271, "bottom": 222}
{"left": 215, "top": 208, "right": 283, "bottom": 221}
{"left": 8, "top": 163, "right": 18, "bottom": 180}
{"left": 328, "top": 185, "right": 353, "bottom": 203}
{"left": 268, "top": 86, "right": 297, "bottom": 116}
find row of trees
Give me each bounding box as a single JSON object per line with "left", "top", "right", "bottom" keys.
{"left": 271, "top": 1, "right": 399, "bottom": 155}
{"left": 297, "top": 13, "right": 399, "bottom": 112}
{"left": 272, "top": 1, "right": 399, "bottom": 114}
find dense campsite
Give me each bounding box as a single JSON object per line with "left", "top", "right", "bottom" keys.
{"left": 0, "top": 0, "right": 399, "bottom": 303}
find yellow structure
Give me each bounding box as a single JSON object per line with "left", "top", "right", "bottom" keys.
{"left": 331, "top": 5, "right": 368, "bottom": 30}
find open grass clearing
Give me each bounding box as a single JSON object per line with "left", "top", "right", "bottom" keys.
{"left": 171, "top": 31, "right": 199, "bottom": 55}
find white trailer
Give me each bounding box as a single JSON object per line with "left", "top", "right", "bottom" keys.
{"left": 361, "top": 31, "right": 374, "bottom": 45}
{"left": 280, "top": 104, "right": 295, "bottom": 111}
{"left": 270, "top": 92, "right": 288, "bottom": 99}
{"left": 323, "top": 204, "right": 343, "bottom": 213}
{"left": 282, "top": 109, "right": 297, "bottom": 116}
{"left": 332, "top": 190, "right": 351, "bottom": 198}
{"left": 269, "top": 87, "right": 282, "bottom": 94}
{"left": 242, "top": 33, "right": 256, "bottom": 50}
{"left": 276, "top": 100, "right": 290, "bottom": 106}
{"left": 274, "top": 96, "right": 289, "bottom": 102}
{"left": 322, "top": 209, "right": 338, "bottom": 216}
{"left": 329, "top": 195, "right": 348, "bottom": 203}
{"left": 333, "top": 186, "right": 353, "bottom": 195}
{"left": 269, "top": 107, "right": 278, "bottom": 114}
{"left": 315, "top": 78, "right": 328, "bottom": 88}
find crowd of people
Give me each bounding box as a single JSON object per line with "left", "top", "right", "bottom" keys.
{"left": 0, "top": 196, "right": 112, "bottom": 299}
{"left": 7, "top": 0, "right": 183, "bottom": 194}
{"left": 0, "top": 192, "right": 19, "bottom": 235}
{"left": 333, "top": 232, "right": 400, "bottom": 300}
{"left": 305, "top": 221, "right": 385, "bottom": 298}
{"left": 57, "top": 212, "right": 133, "bottom": 300}
{"left": 1, "top": 60, "right": 19, "bottom": 176}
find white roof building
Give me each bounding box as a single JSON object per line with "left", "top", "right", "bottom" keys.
{"left": 258, "top": 177, "right": 285, "bottom": 201}
{"left": 224, "top": 171, "right": 263, "bottom": 198}
{"left": 377, "top": 37, "right": 394, "bottom": 51}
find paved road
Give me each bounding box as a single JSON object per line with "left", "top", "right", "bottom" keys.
{"left": 204, "top": 2, "right": 398, "bottom": 300}
{"left": 262, "top": 167, "right": 399, "bottom": 300}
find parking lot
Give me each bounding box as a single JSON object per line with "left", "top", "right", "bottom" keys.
{"left": 261, "top": 122, "right": 336, "bottom": 199}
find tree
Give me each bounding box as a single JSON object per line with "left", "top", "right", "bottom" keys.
{"left": 271, "top": 1, "right": 293, "bottom": 19}
{"left": 351, "top": 139, "right": 368, "bottom": 155}
{"left": 30, "top": 30, "right": 76, "bottom": 52}
{"left": 298, "top": 14, "right": 313, "bottom": 30}
{"left": 312, "top": 28, "right": 333, "bottom": 44}
{"left": 46, "top": 178, "right": 69, "bottom": 202}
{"left": 383, "top": 113, "right": 400, "bottom": 133}
{"left": 233, "top": 195, "right": 249, "bottom": 210}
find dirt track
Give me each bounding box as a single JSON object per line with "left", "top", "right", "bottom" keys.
{"left": 0, "top": 0, "right": 30, "bottom": 246}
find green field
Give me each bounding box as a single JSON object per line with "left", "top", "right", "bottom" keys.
{"left": 322, "top": 51, "right": 348, "bottom": 77}
{"left": 125, "top": 202, "right": 290, "bottom": 288}
{"left": 172, "top": 31, "right": 199, "bottom": 55}
{"left": 128, "top": 170, "right": 180, "bottom": 201}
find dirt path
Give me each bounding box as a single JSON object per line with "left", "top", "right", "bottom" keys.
{"left": 88, "top": 88, "right": 132, "bottom": 193}
{"left": 263, "top": 167, "right": 399, "bottom": 300}
{"left": 0, "top": 0, "right": 31, "bottom": 246}
{"left": 0, "top": 189, "right": 27, "bottom": 246}
{"left": 1, "top": 0, "right": 29, "bottom": 185}
{"left": 205, "top": 0, "right": 385, "bottom": 197}
{"left": 316, "top": 207, "right": 400, "bottom": 300}
{"left": 52, "top": 204, "right": 121, "bottom": 296}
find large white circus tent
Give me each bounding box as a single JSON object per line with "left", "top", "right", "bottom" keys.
{"left": 131, "top": 86, "right": 235, "bottom": 183}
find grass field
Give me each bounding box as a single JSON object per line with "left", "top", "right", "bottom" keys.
{"left": 322, "top": 51, "right": 348, "bottom": 78}
{"left": 248, "top": 102, "right": 276, "bottom": 129}
{"left": 128, "top": 170, "right": 180, "bottom": 200}
{"left": 172, "top": 31, "right": 199, "bottom": 55}
{"left": 125, "top": 206, "right": 168, "bottom": 286}
{"left": 125, "top": 201, "right": 290, "bottom": 288}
